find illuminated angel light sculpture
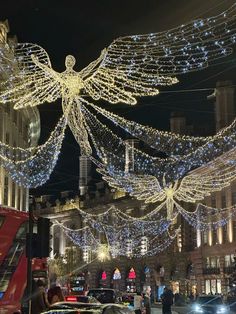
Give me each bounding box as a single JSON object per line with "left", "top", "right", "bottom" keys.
{"left": 97, "top": 145, "right": 236, "bottom": 221}
{"left": 0, "top": 4, "right": 236, "bottom": 157}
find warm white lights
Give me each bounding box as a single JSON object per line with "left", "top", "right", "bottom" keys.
{"left": 97, "top": 244, "right": 110, "bottom": 262}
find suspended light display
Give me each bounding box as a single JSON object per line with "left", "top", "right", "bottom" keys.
{"left": 126, "top": 239, "right": 133, "bottom": 258}
{"left": 82, "top": 246, "right": 90, "bottom": 263}
{"left": 0, "top": 5, "right": 234, "bottom": 157}
{"left": 140, "top": 236, "right": 148, "bottom": 256}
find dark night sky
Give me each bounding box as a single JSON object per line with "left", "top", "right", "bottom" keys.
{"left": 0, "top": 0, "right": 236, "bottom": 196}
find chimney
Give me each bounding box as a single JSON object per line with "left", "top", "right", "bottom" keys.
{"left": 170, "top": 112, "right": 186, "bottom": 134}
{"left": 79, "top": 156, "right": 91, "bottom": 196}
{"left": 215, "top": 81, "right": 235, "bottom": 132}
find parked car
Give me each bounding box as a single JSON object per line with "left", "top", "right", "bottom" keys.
{"left": 42, "top": 302, "right": 135, "bottom": 314}
{"left": 192, "top": 295, "right": 230, "bottom": 313}
{"left": 87, "top": 288, "right": 122, "bottom": 304}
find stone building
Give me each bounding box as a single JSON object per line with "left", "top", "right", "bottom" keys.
{"left": 0, "top": 21, "right": 40, "bottom": 211}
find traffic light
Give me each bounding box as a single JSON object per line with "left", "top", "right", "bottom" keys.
{"left": 26, "top": 233, "right": 40, "bottom": 258}
{"left": 37, "top": 217, "right": 52, "bottom": 258}
{"left": 26, "top": 217, "right": 52, "bottom": 258}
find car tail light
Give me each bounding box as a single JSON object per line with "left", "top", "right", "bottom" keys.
{"left": 65, "top": 295, "right": 77, "bottom": 302}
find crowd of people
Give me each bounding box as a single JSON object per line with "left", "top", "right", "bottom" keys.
{"left": 133, "top": 286, "right": 174, "bottom": 314}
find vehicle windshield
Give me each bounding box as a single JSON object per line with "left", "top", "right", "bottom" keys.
{"left": 196, "top": 296, "right": 223, "bottom": 305}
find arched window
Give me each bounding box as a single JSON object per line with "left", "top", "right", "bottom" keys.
{"left": 144, "top": 266, "right": 150, "bottom": 274}
{"left": 113, "top": 268, "right": 121, "bottom": 280}
{"left": 101, "top": 271, "right": 107, "bottom": 280}
{"left": 128, "top": 267, "right": 136, "bottom": 279}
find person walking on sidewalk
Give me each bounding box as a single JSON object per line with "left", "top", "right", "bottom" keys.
{"left": 161, "top": 287, "right": 174, "bottom": 314}
{"left": 134, "top": 291, "right": 143, "bottom": 314}
{"left": 143, "top": 287, "right": 152, "bottom": 314}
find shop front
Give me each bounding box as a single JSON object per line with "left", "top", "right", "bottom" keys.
{"left": 112, "top": 267, "right": 121, "bottom": 290}
{"left": 97, "top": 270, "right": 108, "bottom": 288}
{"left": 126, "top": 267, "right": 136, "bottom": 292}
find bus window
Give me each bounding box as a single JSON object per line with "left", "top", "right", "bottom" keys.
{"left": 0, "top": 221, "right": 27, "bottom": 294}
{"left": 0, "top": 215, "right": 5, "bottom": 229}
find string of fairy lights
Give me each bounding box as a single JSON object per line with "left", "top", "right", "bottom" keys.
{"left": 0, "top": 114, "right": 67, "bottom": 187}
{"left": 54, "top": 199, "right": 236, "bottom": 259}
{"left": 81, "top": 101, "right": 236, "bottom": 184}
{"left": 0, "top": 4, "right": 236, "bottom": 258}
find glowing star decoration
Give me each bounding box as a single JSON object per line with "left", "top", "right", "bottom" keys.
{"left": 0, "top": 4, "right": 236, "bottom": 157}
{"left": 97, "top": 244, "right": 110, "bottom": 262}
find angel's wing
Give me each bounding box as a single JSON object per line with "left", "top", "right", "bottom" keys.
{"left": 175, "top": 156, "right": 236, "bottom": 203}
{"left": 0, "top": 43, "right": 61, "bottom": 109}
{"left": 83, "top": 4, "right": 236, "bottom": 105}
{"left": 98, "top": 167, "right": 166, "bottom": 203}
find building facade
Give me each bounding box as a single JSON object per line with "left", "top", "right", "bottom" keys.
{"left": 0, "top": 21, "right": 41, "bottom": 211}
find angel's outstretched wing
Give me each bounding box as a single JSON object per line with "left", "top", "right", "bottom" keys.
{"left": 97, "top": 167, "right": 166, "bottom": 202}
{"left": 0, "top": 43, "right": 61, "bottom": 109}
{"left": 175, "top": 157, "right": 236, "bottom": 203}
{"left": 83, "top": 4, "right": 236, "bottom": 105}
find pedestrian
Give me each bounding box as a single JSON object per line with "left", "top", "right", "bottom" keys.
{"left": 47, "top": 284, "right": 65, "bottom": 304}
{"left": 134, "top": 291, "right": 143, "bottom": 314}
{"left": 161, "top": 287, "right": 174, "bottom": 314}
{"left": 31, "top": 279, "right": 50, "bottom": 314}
{"left": 143, "top": 287, "right": 151, "bottom": 314}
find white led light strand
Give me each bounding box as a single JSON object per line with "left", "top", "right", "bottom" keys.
{"left": 0, "top": 4, "right": 234, "bottom": 160}
{"left": 0, "top": 114, "right": 67, "bottom": 187}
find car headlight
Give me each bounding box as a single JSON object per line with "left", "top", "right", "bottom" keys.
{"left": 216, "top": 306, "right": 227, "bottom": 313}
{"left": 193, "top": 304, "right": 203, "bottom": 313}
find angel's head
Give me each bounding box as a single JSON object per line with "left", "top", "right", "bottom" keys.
{"left": 65, "top": 55, "right": 76, "bottom": 69}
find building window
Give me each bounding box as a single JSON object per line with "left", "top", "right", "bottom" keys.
{"left": 205, "top": 279, "right": 221, "bottom": 294}
{"left": 205, "top": 280, "right": 210, "bottom": 294}
{"left": 19, "top": 116, "right": 22, "bottom": 133}
{"left": 205, "top": 257, "right": 210, "bottom": 268}
{"left": 212, "top": 228, "right": 217, "bottom": 245}
{"left": 205, "top": 256, "right": 220, "bottom": 268}
{"left": 222, "top": 193, "right": 226, "bottom": 208}
{"left": 5, "top": 132, "right": 9, "bottom": 145}
{"left": 234, "top": 221, "right": 236, "bottom": 241}
{"left": 23, "top": 125, "right": 28, "bottom": 141}
{"left": 223, "top": 224, "right": 227, "bottom": 244}
{"left": 17, "top": 187, "right": 21, "bottom": 210}
{"left": 203, "top": 231, "right": 208, "bottom": 245}
{"left": 232, "top": 192, "right": 236, "bottom": 205}
{"left": 12, "top": 182, "right": 15, "bottom": 208}
{"left": 13, "top": 110, "right": 17, "bottom": 124}
{"left": 5, "top": 104, "right": 10, "bottom": 114}
{"left": 224, "top": 255, "right": 235, "bottom": 267}
{"left": 112, "top": 268, "right": 121, "bottom": 280}
{"left": 4, "top": 176, "right": 8, "bottom": 205}
{"left": 211, "top": 196, "right": 216, "bottom": 208}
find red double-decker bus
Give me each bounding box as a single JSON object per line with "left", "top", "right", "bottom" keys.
{"left": 0, "top": 206, "right": 48, "bottom": 314}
